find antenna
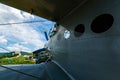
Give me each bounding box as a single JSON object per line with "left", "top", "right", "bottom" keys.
{"left": 0, "top": 20, "right": 43, "bottom": 25}
{"left": 0, "top": 46, "right": 11, "bottom": 52}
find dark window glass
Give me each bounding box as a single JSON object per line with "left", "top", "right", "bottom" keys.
{"left": 91, "top": 14, "right": 114, "bottom": 33}
{"left": 74, "top": 24, "right": 85, "bottom": 37}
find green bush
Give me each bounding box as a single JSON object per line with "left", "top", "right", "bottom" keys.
{"left": 0, "top": 56, "right": 35, "bottom": 65}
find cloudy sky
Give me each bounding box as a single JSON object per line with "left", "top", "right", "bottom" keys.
{"left": 0, "top": 3, "right": 55, "bottom": 52}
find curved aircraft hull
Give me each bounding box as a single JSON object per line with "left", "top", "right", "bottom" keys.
{"left": 47, "top": 0, "right": 120, "bottom": 79}
{"left": 0, "top": 0, "right": 120, "bottom": 80}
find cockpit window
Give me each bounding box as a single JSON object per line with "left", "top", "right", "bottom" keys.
{"left": 49, "top": 24, "right": 59, "bottom": 37}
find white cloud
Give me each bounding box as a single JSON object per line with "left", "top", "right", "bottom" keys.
{"left": 7, "top": 43, "right": 31, "bottom": 52}
{"left": 0, "top": 25, "right": 45, "bottom": 51}
{"left": 20, "top": 42, "right": 28, "bottom": 45}
{"left": 0, "top": 3, "right": 54, "bottom": 52}
{"left": 20, "top": 11, "right": 35, "bottom": 19}
{"left": 0, "top": 3, "right": 35, "bottom": 23}
{"left": 0, "top": 36, "right": 7, "bottom": 44}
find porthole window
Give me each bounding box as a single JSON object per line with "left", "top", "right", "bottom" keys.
{"left": 91, "top": 14, "right": 114, "bottom": 33}
{"left": 64, "top": 30, "right": 70, "bottom": 39}
{"left": 74, "top": 24, "right": 85, "bottom": 37}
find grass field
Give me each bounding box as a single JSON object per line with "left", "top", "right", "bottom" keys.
{"left": 0, "top": 56, "right": 35, "bottom": 65}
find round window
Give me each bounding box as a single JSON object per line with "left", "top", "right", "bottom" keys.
{"left": 74, "top": 24, "right": 85, "bottom": 37}
{"left": 64, "top": 30, "right": 70, "bottom": 39}
{"left": 91, "top": 14, "right": 114, "bottom": 33}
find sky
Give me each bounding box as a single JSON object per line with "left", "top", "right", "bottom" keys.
{"left": 0, "top": 3, "right": 55, "bottom": 52}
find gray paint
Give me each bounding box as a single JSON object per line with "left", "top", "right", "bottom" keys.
{"left": 0, "top": 62, "right": 72, "bottom": 80}
{"left": 0, "top": 0, "right": 120, "bottom": 80}
{"left": 47, "top": 0, "right": 120, "bottom": 80}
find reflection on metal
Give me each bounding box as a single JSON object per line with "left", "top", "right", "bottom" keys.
{"left": 0, "top": 65, "right": 41, "bottom": 79}
{"left": 33, "top": 48, "right": 52, "bottom": 64}
{"left": 36, "top": 50, "right": 52, "bottom": 63}
{"left": 64, "top": 30, "right": 70, "bottom": 39}
{"left": 0, "top": 64, "right": 50, "bottom": 80}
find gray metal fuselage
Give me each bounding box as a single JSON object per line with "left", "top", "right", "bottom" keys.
{"left": 47, "top": 0, "right": 120, "bottom": 80}
{"left": 0, "top": 0, "right": 120, "bottom": 80}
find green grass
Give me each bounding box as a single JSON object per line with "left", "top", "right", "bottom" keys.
{"left": 0, "top": 56, "right": 35, "bottom": 65}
